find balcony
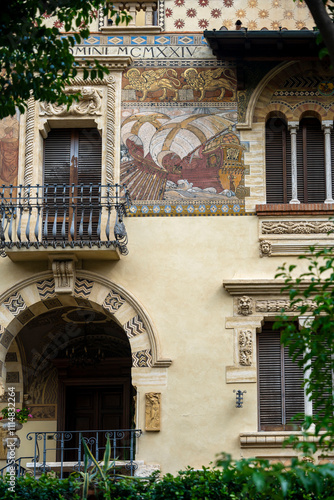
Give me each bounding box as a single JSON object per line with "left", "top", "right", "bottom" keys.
{"left": 0, "top": 429, "right": 142, "bottom": 479}
{"left": 0, "top": 183, "right": 131, "bottom": 262}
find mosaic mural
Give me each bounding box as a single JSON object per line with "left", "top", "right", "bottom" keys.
{"left": 120, "top": 105, "right": 247, "bottom": 216}
{"left": 0, "top": 113, "right": 19, "bottom": 185}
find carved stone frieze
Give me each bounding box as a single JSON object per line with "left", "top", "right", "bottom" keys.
{"left": 238, "top": 330, "right": 252, "bottom": 366}
{"left": 51, "top": 259, "right": 76, "bottom": 294}
{"left": 237, "top": 296, "right": 253, "bottom": 316}
{"left": 145, "top": 392, "right": 161, "bottom": 431}
{"left": 255, "top": 298, "right": 316, "bottom": 313}
{"left": 40, "top": 87, "right": 103, "bottom": 116}
{"left": 261, "top": 221, "right": 334, "bottom": 235}
{"left": 260, "top": 240, "right": 272, "bottom": 257}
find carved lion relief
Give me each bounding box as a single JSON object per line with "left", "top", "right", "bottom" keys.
{"left": 39, "top": 87, "right": 103, "bottom": 116}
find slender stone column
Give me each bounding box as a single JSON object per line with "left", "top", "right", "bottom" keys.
{"left": 322, "top": 120, "right": 334, "bottom": 203}
{"left": 288, "top": 121, "right": 300, "bottom": 204}
{"left": 299, "top": 316, "right": 315, "bottom": 431}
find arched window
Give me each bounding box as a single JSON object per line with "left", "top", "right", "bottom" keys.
{"left": 266, "top": 116, "right": 330, "bottom": 204}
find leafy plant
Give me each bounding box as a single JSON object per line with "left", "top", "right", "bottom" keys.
{"left": 0, "top": 406, "right": 33, "bottom": 424}
{"left": 0, "top": 1, "right": 131, "bottom": 119}
{"left": 275, "top": 245, "right": 334, "bottom": 454}
{"left": 77, "top": 435, "right": 117, "bottom": 499}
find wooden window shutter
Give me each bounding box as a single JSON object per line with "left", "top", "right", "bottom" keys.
{"left": 258, "top": 324, "right": 304, "bottom": 430}
{"left": 77, "top": 129, "right": 102, "bottom": 186}
{"left": 265, "top": 118, "right": 289, "bottom": 203}
{"left": 302, "top": 118, "right": 326, "bottom": 203}
{"left": 44, "top": 129, "right": 101, "bottom": 185}
{"left": 258, "top": 329, "right": 283, "bottom": 429}
{"left": 283, "top": 346, "right": 304, "bottom": 425}
{"left": 44, "top": 129, "right": 72, "bottom": 185}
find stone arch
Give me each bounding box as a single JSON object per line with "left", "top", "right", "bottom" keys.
{"left": 240, "top": 60, "right": 334, "bottom": 129}
{"left": 264, "top": 104, "right": 294, "bottom": 123}
{"left": 294, "top": 103, "right": 327, "bottom": 122}
{"left": 0, "top": 270, "right": 171, "bottom": 386}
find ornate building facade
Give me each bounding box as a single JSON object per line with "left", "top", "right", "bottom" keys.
{"left": 0, "top": 0, "right": 333, "bottom": 475}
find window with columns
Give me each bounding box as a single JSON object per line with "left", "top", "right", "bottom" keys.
{"left": 265, "top": 116, "right": 334, "bottom": 204}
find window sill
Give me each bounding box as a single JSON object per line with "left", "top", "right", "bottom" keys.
{"left": 240, "top": 432, "right": 316, "bottom": 448}
{"left": 256, "top": 203, "right": 334, "bottom": 216}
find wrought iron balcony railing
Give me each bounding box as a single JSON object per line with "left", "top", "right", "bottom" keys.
{"left": 25, "top": 429, "right": 142, "bottom": 479}
{"left": 0, "top": 183, "right": 131, "bottom": 257}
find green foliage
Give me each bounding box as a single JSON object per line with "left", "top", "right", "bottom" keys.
{"left": 76, "top": 436, "right": 118, "bottom": 498}
{"left": 0, "top": 1, "right": 131, "bottom": 119}
{"left": 0, "top": 474, "right": 80, "bottom": 499}
{"left": 3, "top": 459, "right": 334, "bottom": 500}
{"left": 1, "top": 406, "right": 33, "bottom": 424}
{"left": 275, "top": 245, "right": 334, "bottom": 453}
{"left": 74, "top": 458, "right": 334, "bottom": 500}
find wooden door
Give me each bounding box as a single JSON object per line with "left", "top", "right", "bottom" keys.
{"left": 64, "top": 384, "right": 129, "bottom": 461}
{"left": 65, "top": 385, "right": 126, "bottom": 431}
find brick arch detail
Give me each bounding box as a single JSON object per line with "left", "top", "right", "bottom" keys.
{"left": 0, "top": 271, "right": 172, "bottom": 376}
{"left": 241, "top": 60, "right": 333, "bottom": 128}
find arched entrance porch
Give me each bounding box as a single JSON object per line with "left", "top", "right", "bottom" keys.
{"left": 0, "top": 271, "right": 171, "bottom": 475}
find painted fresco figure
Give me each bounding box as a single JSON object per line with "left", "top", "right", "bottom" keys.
{"left": 0, "top": 127, "right": 19, "bottom": 183}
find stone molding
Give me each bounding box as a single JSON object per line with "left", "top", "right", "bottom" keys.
{"left": 225, "top": 316, "right": 262, "bottom": 384}
{"left": 261, "top": 220, "right": 334, "bottom": 235}
{"left": 240, "top": 432, "right": 306, "bottom": 448}
{"left": 223, "top": 279, "right": 313, "bottom": 296}
{"left": 258, "top": 218, "right": 334, "bottom": 257}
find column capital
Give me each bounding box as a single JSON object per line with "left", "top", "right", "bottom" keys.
{"left": 288, "top": 121, "right": 299, "bottom": 131}
{"left": 322, "top": 120, "right": 333, "bottom": 131}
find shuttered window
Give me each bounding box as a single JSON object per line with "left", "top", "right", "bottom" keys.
{"left": 266, "top": 117, "right": 328, "bottom": 204}
{"left": 44, "top": 129, "right": 101, "bottom": 186}
{"left": 43, "top": 128, "right": 102, "bottom": 241}
{"left": 258, "top": 324, "right": 304, "bottom": 431}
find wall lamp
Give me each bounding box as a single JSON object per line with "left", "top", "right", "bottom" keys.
{"left": 233, "top": 389, "right": 246, "bottom": 408}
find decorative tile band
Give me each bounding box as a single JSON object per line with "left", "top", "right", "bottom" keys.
{"left": 103, "top": 290, "right": 126, "bottom": 314}
{"left": 0, "top": 331, "right": 14, "bottom": 350}
{"left": 3, "top": 292, "right": 27, "bottom": 316}
{"left": 123, "top": 315, "right": 146, "bottom": 339}
{"left": 128, "top": 201, "right": 245, "bottom": 217}
{"left": 74, "top": 279, "right": 94, "bottom": 298}
{"left": 37, "top": 279, "right": 56, "bottom": 300}
{"left": 132, "top": 349, "right": 152, "bottom": 368}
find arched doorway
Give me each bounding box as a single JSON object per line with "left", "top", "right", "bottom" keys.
{"left": 16, "top": 305, "right": 135, "bottom": 436}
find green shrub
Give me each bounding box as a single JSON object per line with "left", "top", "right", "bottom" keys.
{"left": 0, "top": 474, "right": 80, "bottom": 499}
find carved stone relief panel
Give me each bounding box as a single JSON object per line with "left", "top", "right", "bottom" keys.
{"left": 39, "top": 87, "right": 103, "bottom": 116}
{"left": 237, "top": 296, "right": 253, "bottom": 316}
{"left": 145, "top": 392, "right": 161, "bottom": 431}
{"left": 258, "top": 218, "right": 334, "bottom": 257}
{"left": 238, "top": 330, "right": 253, "bottom": 366}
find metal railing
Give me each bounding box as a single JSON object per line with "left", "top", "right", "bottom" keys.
{"left": 0, "top": 183, "right": 131, "bottom": 256}
{"left": 26, "top": 429, "right": 142, "bottom": 479}
{"left": 0, "top": 457, "right": 33, "bottom": 478}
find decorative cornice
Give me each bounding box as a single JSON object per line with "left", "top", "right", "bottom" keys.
{"left": 73, "top": 56, "right": 133, "bottom": 72}
{"left": 223, "top": 280, "right": 313, "bottom": 296}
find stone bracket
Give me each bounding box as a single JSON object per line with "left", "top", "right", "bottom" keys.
{"left": 50, "top": 255, "right": 77, "bottom": 294}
